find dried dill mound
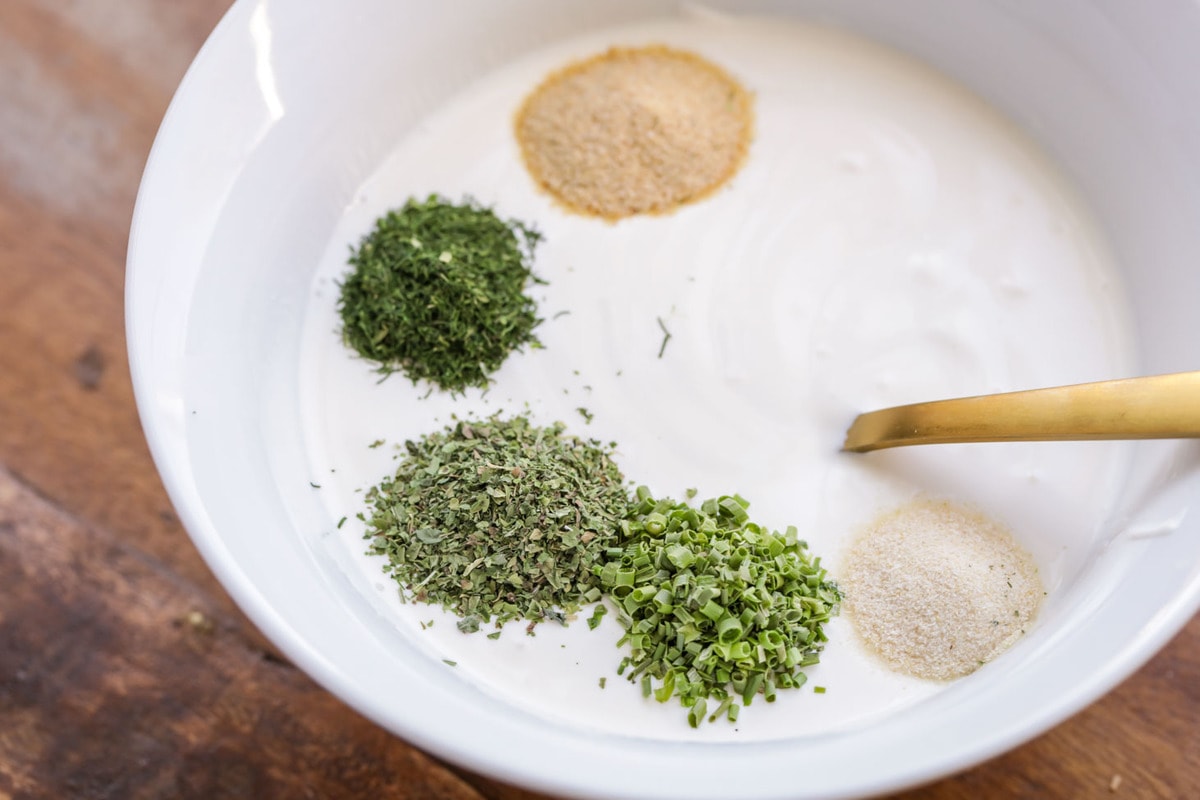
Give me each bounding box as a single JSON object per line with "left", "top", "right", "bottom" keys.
{"left": 363, "top": 416, "right": 630, "bottom": 634}
{"left": 598, "top": 488, "right": 840, "bottom": 726}
{"left": 515, "top": 45, "right": 754, "bottom": 220}
{"left": 338, "top": 196, "right": 543, "bottom": 393}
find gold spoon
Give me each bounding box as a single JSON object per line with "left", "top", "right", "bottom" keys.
{"left": 842, "top": 371, "right": 1200, "bottom": 453}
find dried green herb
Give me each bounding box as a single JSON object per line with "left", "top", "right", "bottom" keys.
{"left": 338, "top": 195, "right": 544, "bottom": 393}
{"left": 363, "top": 415, "right": 629, "bottom": 630}
{"left": 587, "top": 604, "right": 607, "bottom": 630}
{"left": 656, "top": 316, "right": 672, "bottom": 359}
{"left": 598, "top": 487, "right": 840, "bottom": 726}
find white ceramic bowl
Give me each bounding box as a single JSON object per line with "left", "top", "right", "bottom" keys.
{"left": 128, "top": 2, "right": 1200, "bottom": 798}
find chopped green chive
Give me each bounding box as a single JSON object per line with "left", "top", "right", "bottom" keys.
{"left": 597, "top": 488, "right": 840, "bottom": 726}
{"left": 587, "top": 604, "right": 608, "bottom": 630}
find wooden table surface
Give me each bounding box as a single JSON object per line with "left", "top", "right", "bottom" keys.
{"left": 1, "top": 2, "right": 1197, "bottom": 798}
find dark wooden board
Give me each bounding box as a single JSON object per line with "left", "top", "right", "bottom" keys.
{"left": 1, "top": 1, "right": 1196, "bottom": 797}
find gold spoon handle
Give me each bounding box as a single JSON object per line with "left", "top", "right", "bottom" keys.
{"left": 842, "top": 371, "right": 1200, "bottom": 453}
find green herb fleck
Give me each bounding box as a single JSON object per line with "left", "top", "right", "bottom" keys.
{"left": 338, "top": 195, "right": 545, "bottom": 393}
{"left": 656, "top": 316, "right": 672, "bottom": 359}
{"left": 309, "top": 482, "right": 321, "bottom": 489}
{"left": 587, "top": 603, "right": 608, "bottom": 630}
{"left": 443, "top": 659, "right": 457, "bottom": 667}
{"left": 369, "top": 438, "right": 386, "bottom": 449}
{"left": 577, "top": 407, "right": 594, "bottom": 424}
{"left": 597, "top": 488, "right": 840, "bottom": 726}
{"left": 363, "top": 415, "right": 629, "bottom": 632}
{"left": 814, "top": 686, "right": 826, "bottom": 694}
{"left": 599, "top": 676, "right": 607, "bottom": 689}
{"left": 337, "top": 516, "right": 347, "bottom": 529}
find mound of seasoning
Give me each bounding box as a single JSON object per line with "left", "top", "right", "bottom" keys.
{"left": 841, "top": 500, "right": 1043, "bottom": 681}
{"left": 515, "top": 45, "right": 754, "bottom": 220}
{"left": 362, "top": 415, "right": 630, "bottom": 634}
{"left": 338, "top": 196, "right": 544, "bottom": 393}
{"left": 597, "top": 488, "right": 839, "bottom": 726}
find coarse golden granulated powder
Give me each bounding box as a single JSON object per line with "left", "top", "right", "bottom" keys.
{"left": 841, "top": 500, "right": 1044, "bottom": 681}
{"left": 514, "top": 45, "right": 753, "bottom": 220}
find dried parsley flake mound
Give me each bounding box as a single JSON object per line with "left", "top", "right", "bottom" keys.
{"left": 598, "top": 488, "right": 840, "bottom": 726}
{"left": 338, "top": 196, "right": 544, "bottom": 393}
{"left": 364, "top": 416, "right": 630, "bottom": 634}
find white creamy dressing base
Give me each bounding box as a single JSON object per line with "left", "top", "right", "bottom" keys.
{"left": 298, "top": 12, "right": 1136, "bottom": 742}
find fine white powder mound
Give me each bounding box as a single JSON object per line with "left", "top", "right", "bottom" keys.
{"left": 842, "top": 500, "right": 1044, "bottom": 681}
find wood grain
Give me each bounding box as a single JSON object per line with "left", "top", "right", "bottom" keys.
{"left": 0, "top": 0, "right": 234, "bottom": 599}
{"left": 0, "top": 1, "right": 1196, "bottom": 798}
{"left": 0, "top": 467, "right": 485, "bottom": 800}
